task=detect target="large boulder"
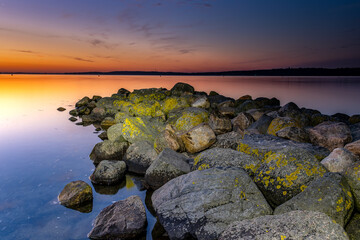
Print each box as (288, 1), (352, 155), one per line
(211, 131), (242, 149)
(346, 213), (360, 240)
(309, 121), (352, 151)
(131, 100), (162, 118)
(192, 148), (261, 177)
(181, 123), (216, 153)
(145, 149), (190, 189)
(90, 160), (126, 185)
(75, 96), (90, 108)
(89, 140), (129, 164)
(350, 123), (360, 141)
(267, 117), (300, 136)
(88, 195), (147, 239)
(274, 172), (354, 227)
(152, 168), (273, 240)
(58, 180), (93, 208)
(128, 88), (167, 104)
(154, 125), (185, 153)
(253, 147), (328, 207)
(237, 134), (330, 163)
(208, 112), (232, 135)
(321, 148), (358, 173)
(161, 96), (191, 115)
(344, 161), (360, 211)
(125, 141), (158, 175)
(219, 210), (349, 240)
(246, 114), (274, 134)
(172, 107), (209, 132)
(345, 140), (360, 158)
(276, 126), (310, 143)
(170, 82), (195, 96)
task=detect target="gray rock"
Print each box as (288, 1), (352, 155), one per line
(88, 195), (147, 239)
(193, 148), (261, 177)
(345, 140), (360, 158)
(145, 148), (190, 189)
(350, 123), (360, 141)
(274, 172), (354, 227)
(107, 123), (123, 142)
(75, 96), (90, 108)
(246, 109), (266, 121)
(208, 112), (232, 135)
(246, 114), (274, 134)
(232, 112), (254, 134)
(89, 140), (128, 164)
(125, 141), (158, 175)
(309, 121), (352, 151)
(191, 96), (210, 108)
(211, 131), (242, 149)
(152, 167), (273, 240)
(219, 210), (349, 240)
(171, 82), (195, 96)
(344, 161), (360, 211)
(321, 148), (358, 173)
(345, 212), (360, 240)
(154, 125), (185, 153)
(181, 123), (216, 153)
(276, 126), (310, 142)
(253, 147), (328, 207)
(237, 134), (330, 163)
(96, 97), (116, 109)
(58, 180), (93, 208)
(90, 160), (126, 185)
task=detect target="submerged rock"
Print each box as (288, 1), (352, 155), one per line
(68, 116), (77, 122)
(125, 141), (158, 175)
(88, 195), (147, 239)
(90, 160), (126, 185)
(145, 148), (190, 190)
(274, 172), (354, 227)
(309, 121), (352, 151)
(58, 180), (93, 208)
(219, 210), (349, 240)
(181, 123), (216, 153)
(152, 167), (272, 240)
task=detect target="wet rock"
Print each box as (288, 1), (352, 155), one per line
(346, 212), (360, 240)
(246, 114), (274, 134)
(181, 123), (216, 153)
(100, 117), (116, 130)
(192, 148), (261, 177)
(57, 107), (66, 111)
(253, 147), (327, 207)
(276, 126), (310, 142)
(68, 117), (77, 122)
(344, 161), (360, 211)
(89, 140), (129, 164)
(69, 109), (78, 116)
(90, 107), (107, 120)
(274, 172), (354, 227)
(125, 141), (158, 175)
(191, 96), (210, 108)
(75, 96), (90, 108)
(88, 195), (147, 240)
(98, 131), (108, 140)
(321, 148), (358, 173)
(232, 112), (254, 134)
(237, 133), (330, 163)
(78, 106), (90, 115)
(58, 180), (93, 208)
(90, 160), (126, 185)
(211, 131), (242, 149)
(145, 148), (190, 190)
(87, 101), (97, 110)
(309, 121), (352, 151)
(219, 210), (348, 240)
(345, 140), (360, 158)
(172, 107), (209, 132)
(267, 117), (300, 136)
(349, 114), (360, 125)
(154, 125), (185, 153)
(170, 82), (195, 96)
(208, 112), (232, 135)
(152, 168), (272, 240)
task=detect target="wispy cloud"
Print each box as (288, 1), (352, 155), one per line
(71, 57), (94, 63)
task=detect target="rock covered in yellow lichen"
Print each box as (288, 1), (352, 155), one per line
(173, 107), (209, 132)
(267, 117), (300, 136)
(344, 161), (360, 212)
(161, 96), (191, 114)
(58, 180), (93, 209)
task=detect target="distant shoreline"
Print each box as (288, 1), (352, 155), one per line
(1, 68), (360, 76)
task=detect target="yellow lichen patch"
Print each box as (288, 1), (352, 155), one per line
(300, 185), (307, 192)
(281, 235), (287, 240)
(132, 101), (161, 117)
(283, 191), (287, 195)
(347, 191), (352, 198)
(239, 191), (246, 200)
(337, 197), (344, 205)
(345, 199), (352, 210)
(198, 163), (210, 171)
(162, 97), (190, 114)
(332, 220), (337, 224)
(175, 111), (209, 132)
(192, 181), (196, 185)
(276, 185), (281, 189)
(267, 117), (300, 136)
(318, 198), (322, 201)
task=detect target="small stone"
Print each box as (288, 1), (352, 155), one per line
(69, 117), (77, 122)
(90, 160), (126, 185)
(57, 107), (66, 111)
(88, 195), (147, 239)
(69, 109), (78, 116)
(58, 180), (93, 208)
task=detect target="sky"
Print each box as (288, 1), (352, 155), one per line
(0, 0), (359, 73)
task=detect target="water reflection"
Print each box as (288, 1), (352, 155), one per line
(63, 201), (93, 214)
(93, 181), (126, 195)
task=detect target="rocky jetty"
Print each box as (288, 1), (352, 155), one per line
(61, 82), (360, 239)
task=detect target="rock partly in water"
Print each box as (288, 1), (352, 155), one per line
(321, 148), (358, 173)
(89, 140), (128, 164)
(345, 140), (360, 158)
(219, 210), (349, 240)
(208, 111), (232, 135)
(152, 167), (273, 240)
(145, 148), (190, 190)
(98, 131), (108, 140)
(69, 109), (78, 116)
(88, 195), (147, 240)
(193, 148), (261, 177)
(76, 96), (91, 108)
(90, 160), (126, 185)
(69, 116), (77, 122)
(344, 161), (360, 211)
(346, 212), (360, 240)
(253, 147), (328, 207)
(57, 107), (66, 112)
(100, 117), (116, 130)
(125, 141), (158, 175)
(181, 123), (216, 153)
(309, 121), (352, 151)
(58, 180), (93, 209)
(274, 172), (354, 227)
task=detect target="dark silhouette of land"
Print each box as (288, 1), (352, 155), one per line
(1, 68), (360, 76)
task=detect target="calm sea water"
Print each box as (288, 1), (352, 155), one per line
(0, 75), (360, 240)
